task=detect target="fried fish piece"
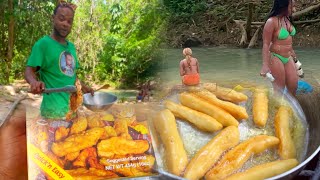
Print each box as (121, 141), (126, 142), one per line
(70, 116), (88, 135)
(97, 137), (149, 158)
(55, 126), (70, 142)
(66, 168), (118, 179)
(51, 127), (105, 157)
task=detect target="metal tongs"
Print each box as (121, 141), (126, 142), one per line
(42, 85), (77, 93)
(28, 85), (77, 94)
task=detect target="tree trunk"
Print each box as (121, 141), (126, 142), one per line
(246, 3), (254, 41)
(5, 0), (15, 84)
(0, 0), (5, 60)
(234, 20), (247, 46)
(292, 3), (320, 19)
(248, 26), (261, 48)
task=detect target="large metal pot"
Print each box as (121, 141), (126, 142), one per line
(150, 86), (320, 180)
(269, 90), (320, 180)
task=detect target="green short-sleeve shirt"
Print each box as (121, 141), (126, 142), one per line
(27, 35), (80, 119)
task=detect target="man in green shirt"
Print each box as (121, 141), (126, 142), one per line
(25, 2), (93, 119)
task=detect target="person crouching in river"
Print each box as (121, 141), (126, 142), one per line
(260, 0), (299, 96)
(179, 48), (200, 86)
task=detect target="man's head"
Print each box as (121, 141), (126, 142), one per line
(52, 1), (77, 38)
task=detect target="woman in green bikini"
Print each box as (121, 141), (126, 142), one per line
(260, 0), (298, 96)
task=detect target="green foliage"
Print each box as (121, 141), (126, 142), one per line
(97, 0), (166, 88)
(163, 0), (207, 20)
(0, 0), (165, 88)
(0, 0), (55, 84)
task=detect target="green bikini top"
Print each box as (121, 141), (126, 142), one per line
(278, 17), (296, 40)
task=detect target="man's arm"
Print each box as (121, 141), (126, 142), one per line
(25, 66), (45, 94)
(78, 79), (94, 95)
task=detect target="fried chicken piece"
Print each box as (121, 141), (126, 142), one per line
(73, 147), (104, 169)
(66, 168), (118, 179)
(65, 151), (80, 161)
(73, 147), (94, 167)
(114, 118), (131, 140)
(66, 79), (83, 121)
(100, 126), (117, 140)
(87, 114), (105, 128)
(70, 116), (88, 135)
(97, 137), (149, 158)
(51, 127), (105, 157)
(55, 126), (70, 142)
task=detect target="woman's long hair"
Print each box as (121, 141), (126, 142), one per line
(183, 48), (193, 64)
(267, 0), (294, 24)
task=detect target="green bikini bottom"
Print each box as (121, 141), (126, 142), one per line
(272, 53), (289, 64)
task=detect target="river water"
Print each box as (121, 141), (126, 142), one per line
(158, 47), (320, 86)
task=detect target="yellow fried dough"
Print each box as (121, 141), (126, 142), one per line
(190, 89), (248, 120)
(203, 83), (248, 103)
(97, 137), (149, 158)
(225, 159), (299, 180)
(253, 88), (269, 127)
(179, 92), (239, 126)
(205, 135), (279, 180)
(51, 127), (105, 157)
(164, 100), (223, 132)
(275, 106), (296, 159)
(153, 109), (188, 176)
(184, 126), (240, 180)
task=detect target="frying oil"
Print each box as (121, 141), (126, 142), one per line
(152, 87), (308, 176)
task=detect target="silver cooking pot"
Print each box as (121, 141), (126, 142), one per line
(268, 91), (320, 180)
(150, 89), (320, 180)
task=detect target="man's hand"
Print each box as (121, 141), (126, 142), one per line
(30, 80), (45, 94)
(81, 84), (94, 96)
(25, 66), (45, 94)
(0, 106), (28, 179)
